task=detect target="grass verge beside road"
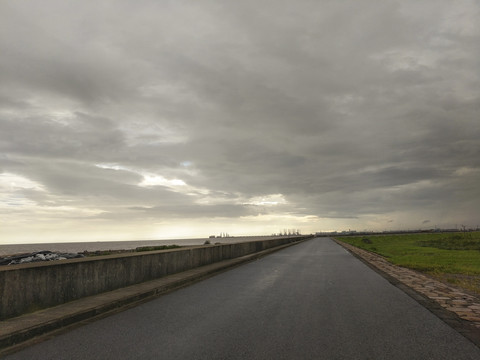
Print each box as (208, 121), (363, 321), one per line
(338, 232), (480, 295)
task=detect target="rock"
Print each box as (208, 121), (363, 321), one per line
(0, 251), (84, 266)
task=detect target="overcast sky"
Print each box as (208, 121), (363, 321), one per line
(1, 0), (479, 243)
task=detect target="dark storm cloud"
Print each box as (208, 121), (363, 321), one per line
(0, 113), (124, 160)
(1, 0), (479, 239)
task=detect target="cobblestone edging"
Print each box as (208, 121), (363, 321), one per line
(335, 239), (480, 329)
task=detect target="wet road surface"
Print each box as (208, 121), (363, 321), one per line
(3, 238), (480, 359)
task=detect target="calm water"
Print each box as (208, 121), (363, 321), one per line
(0, 236), (278, 256)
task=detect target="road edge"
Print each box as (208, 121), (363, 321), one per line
(333, 238), (480, 349)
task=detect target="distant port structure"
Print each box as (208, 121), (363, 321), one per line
(209, 229), (302, 239)
(209, 232), (233, 239)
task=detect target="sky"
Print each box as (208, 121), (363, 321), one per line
(1, 0), (479, 244)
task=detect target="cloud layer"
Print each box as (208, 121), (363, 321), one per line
(1, 0), (479, 242)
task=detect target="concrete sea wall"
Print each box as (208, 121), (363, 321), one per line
(0, 236), (311, 320)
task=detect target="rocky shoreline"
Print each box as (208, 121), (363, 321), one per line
(0, 245), (183, 266)
(0, 251), (85, 266)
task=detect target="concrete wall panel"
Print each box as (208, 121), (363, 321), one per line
(0, 236), (311, 320)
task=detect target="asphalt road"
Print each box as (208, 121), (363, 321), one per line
(3, 238), (480, 360)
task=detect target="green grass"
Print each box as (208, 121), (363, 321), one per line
(84, 245), (181, 256)
(338, 232), (480, 275)
(338, 232), (480, 294)
(134, 245), (181, 252)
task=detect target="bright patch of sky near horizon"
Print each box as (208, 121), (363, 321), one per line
(1, 0), (479, 244)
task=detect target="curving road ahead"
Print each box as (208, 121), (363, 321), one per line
(3, 238), (480, 360)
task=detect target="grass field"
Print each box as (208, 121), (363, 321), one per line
(338, 232), (480, 295)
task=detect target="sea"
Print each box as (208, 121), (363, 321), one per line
(0, 236), (278, 257)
